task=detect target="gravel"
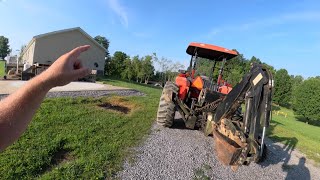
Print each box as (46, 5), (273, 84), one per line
(117, 116), (320, 180)
(45, 90), (144, 98)
(0, 89), (144, 100)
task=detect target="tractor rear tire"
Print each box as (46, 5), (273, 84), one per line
(156, 82), (179, 127)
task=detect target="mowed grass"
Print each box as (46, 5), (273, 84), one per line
(268, 105), (320, 164)
(0, 77), (161, 179)
(0, 60), (5, 77)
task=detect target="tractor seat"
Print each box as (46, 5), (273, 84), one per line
(201, 76), (213, 90)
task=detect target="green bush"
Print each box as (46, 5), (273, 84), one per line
(293, 78), (320, 123)
(273, 69), (292, 106)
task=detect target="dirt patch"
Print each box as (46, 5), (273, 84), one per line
(98, 102), (130, 114)
(39, 147), (74, 175)
(97, 96), (139, 114)
(51, 148), (74, 166)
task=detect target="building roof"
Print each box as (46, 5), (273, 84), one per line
(22, 27), (106, 55)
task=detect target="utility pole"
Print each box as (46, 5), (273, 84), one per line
(15, 49), (19, 74)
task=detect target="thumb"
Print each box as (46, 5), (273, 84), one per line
(73, 68), (91, 78)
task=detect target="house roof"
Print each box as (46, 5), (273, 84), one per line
(22, 27), (106, 55)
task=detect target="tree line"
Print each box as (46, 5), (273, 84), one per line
(94, 36), (184, 84)
(0, 35), (318, 124)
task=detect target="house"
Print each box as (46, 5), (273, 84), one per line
(22, 27), (106, 75)
(6, 55), (18, 65)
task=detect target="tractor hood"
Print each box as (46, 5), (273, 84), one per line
(186, 42), (238, 61)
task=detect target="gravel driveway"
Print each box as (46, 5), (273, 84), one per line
(0, 89), (144, 100)
(0, 81), (129, 94)
(0, 81), (144, 100)
(117, 116), (319, 180)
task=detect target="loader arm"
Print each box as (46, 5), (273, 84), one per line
(212, 64), (273, 169)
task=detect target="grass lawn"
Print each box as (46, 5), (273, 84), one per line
(0, 77), (161, 179)
(267, 105), (320, 165)
(0, 60), (5, 77)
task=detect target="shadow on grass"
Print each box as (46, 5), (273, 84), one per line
(262, 119), (311, 180)
(281, 103), (292, 109)
(272, 105), (281, 111)
(296, 116), (320, 127)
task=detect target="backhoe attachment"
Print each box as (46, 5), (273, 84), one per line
(211, 64), (273, 170)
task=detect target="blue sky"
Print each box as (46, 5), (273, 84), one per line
(1, 0), (319, 77)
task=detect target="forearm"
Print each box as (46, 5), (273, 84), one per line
(0, 45), (90, 151)
(0, 74), (52, 150)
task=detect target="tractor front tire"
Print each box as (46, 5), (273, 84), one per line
(156, 82), (179, 127)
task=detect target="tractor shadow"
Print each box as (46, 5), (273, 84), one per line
(261, 121), (310, 180)
(171, 114), (187, 129)
(172, 112), (311, 180)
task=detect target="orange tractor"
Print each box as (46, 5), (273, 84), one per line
(157, 42), (273, 169)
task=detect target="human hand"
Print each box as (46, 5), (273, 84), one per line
(42, 45), (91, 88)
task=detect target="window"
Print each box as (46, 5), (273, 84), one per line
(94, 62), (99, 68)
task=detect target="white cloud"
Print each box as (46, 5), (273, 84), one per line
(282, 11), (320, 22)
(107, 0), (128, 28)
(206, 11), (320, 36)
(237, 11), (320, 30)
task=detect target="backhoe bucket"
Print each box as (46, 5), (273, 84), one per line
(212, 129), (242, 166)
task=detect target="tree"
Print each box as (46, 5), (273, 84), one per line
(249, 56), (261, 64)
(0, 36), (11, 60)
(195, 58), (215, 77)
(224, 54), (248, 85)
(164, 62), (184, 81)
(121, 57), (133, 80)
(154, 56), (171, 83)
(195, 54), (248, 85)
(94, 35), (110, 56)
(273, 69), (292, 106)
(262, 63), (276, 76)
(291, 75), (304, 102)
(110, 51), (128, 76)
(131, 55), (142, 82)
(293, 78), (320, 123)
(141, 55), (155, 84)
(291, 75), (304, 86)
(94, 35), (110, 75)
